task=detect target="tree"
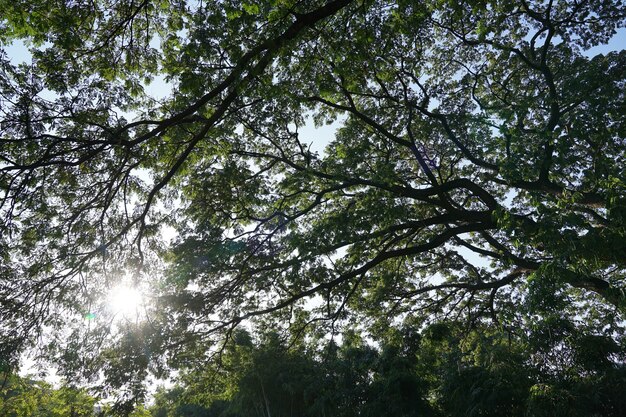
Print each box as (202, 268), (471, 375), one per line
(149, 321), (626, 417)
(0, 372), (98, 417)
(1, 0), (625, 404)
(149, 327), (437, 417)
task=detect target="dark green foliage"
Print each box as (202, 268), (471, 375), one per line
(150, 329), (437, 417)
(148, 322), (626, 417)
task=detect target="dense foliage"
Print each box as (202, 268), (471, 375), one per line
(0, 371), (153, 416)
(1, 372), (98, 417)
(0, 0), (625, 413)
(149, 324), (626, 417)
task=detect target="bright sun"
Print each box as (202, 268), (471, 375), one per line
(108, 285), (144, 320)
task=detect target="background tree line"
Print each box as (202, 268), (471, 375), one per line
(150, 319), (626, 417)
(5, 315), (625, 417)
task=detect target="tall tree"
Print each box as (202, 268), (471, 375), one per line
(148, 321), (626, 417)
(150, 328), (437, 417)
(0, 0), (625, 401)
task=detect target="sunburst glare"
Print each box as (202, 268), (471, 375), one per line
(108, 285), (144, 321)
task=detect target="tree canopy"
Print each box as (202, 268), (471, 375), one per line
(148, 323), (626, 417)
(1, 0), (625, 412)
